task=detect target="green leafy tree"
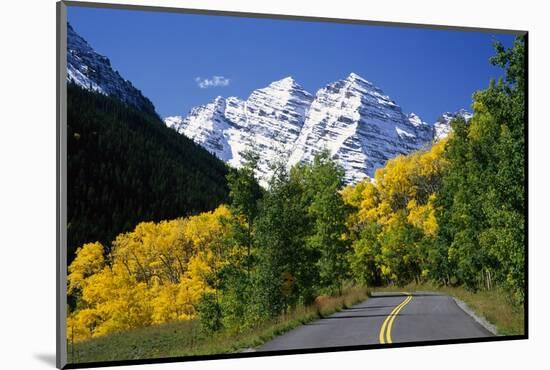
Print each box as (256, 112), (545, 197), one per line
(254, 163), (317, 318)
(378, 213), (423, 286)
(226, 150), (263, 278)
(436, 36), (525, 302)
(197, 293), (223, 334)
(221, 150), (263, 330)
(348, 220), (382, 286)
(302, 151), (351, 295)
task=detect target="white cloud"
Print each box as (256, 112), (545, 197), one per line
(195, 76), (230, 88)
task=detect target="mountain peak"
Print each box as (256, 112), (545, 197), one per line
(339, 72), (385, 97)
(408, 113), (428, 127)
(269, 76), (300, 90)
(346, 72), (370, 84)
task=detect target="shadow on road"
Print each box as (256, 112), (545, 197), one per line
(322, 314), (411, 320)
(370, 293), (442, 298)
(344, 305), (395, 310)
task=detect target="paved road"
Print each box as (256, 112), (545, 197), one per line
(259, 292), (493, 351)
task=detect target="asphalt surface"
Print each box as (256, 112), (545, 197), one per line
(258, 292), (493, 351)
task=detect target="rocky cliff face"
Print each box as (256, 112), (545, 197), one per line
(166, 73), (466, 185)
(66, 23), (156, 115)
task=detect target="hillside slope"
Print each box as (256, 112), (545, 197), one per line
(67, 84), (231, 262)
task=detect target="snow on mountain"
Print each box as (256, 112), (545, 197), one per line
(66, 23), (156, 115)
(288, 73), (434, 183)
(433, 109), (474, 140)
(166, 73), (470, 185)
(165, 96), (242, 166)
(166, 77), (313, 183)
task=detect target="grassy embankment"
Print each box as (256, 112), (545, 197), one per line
(371, 283), (524, 336)
(68, 286), (369, 364)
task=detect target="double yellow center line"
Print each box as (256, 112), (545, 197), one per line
(378, 292), (413, 344)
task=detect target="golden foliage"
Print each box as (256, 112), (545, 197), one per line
(343, 140), (447, 283)
(67, 242), (105, 294)
(67, 205), (232, 342)
(407, 194), (438, 237)
(344, 140), (446, 234)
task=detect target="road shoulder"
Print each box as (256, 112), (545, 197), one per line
(451, 296), (499, 335)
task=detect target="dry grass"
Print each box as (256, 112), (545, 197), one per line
(371, 283), (524, 336)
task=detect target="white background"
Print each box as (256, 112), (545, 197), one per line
(0, 0), (547, 368)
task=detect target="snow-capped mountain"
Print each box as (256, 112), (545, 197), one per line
(433, 109), (474, 141)
(165, 77), (313, 179)
(166, 73), (465, 185)
(65, 22), (472, 186)
(287, 73), (433, 183)
(66, 23), (156, 115)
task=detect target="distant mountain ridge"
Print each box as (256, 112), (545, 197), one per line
(166, 74), (471, 184)
(65, 22), (472, 186)
(67, 23), (157, 115)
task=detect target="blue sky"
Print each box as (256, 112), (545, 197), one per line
(67, 6), (516, 123)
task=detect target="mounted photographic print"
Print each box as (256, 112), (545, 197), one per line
(56, 1), (528, 368)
